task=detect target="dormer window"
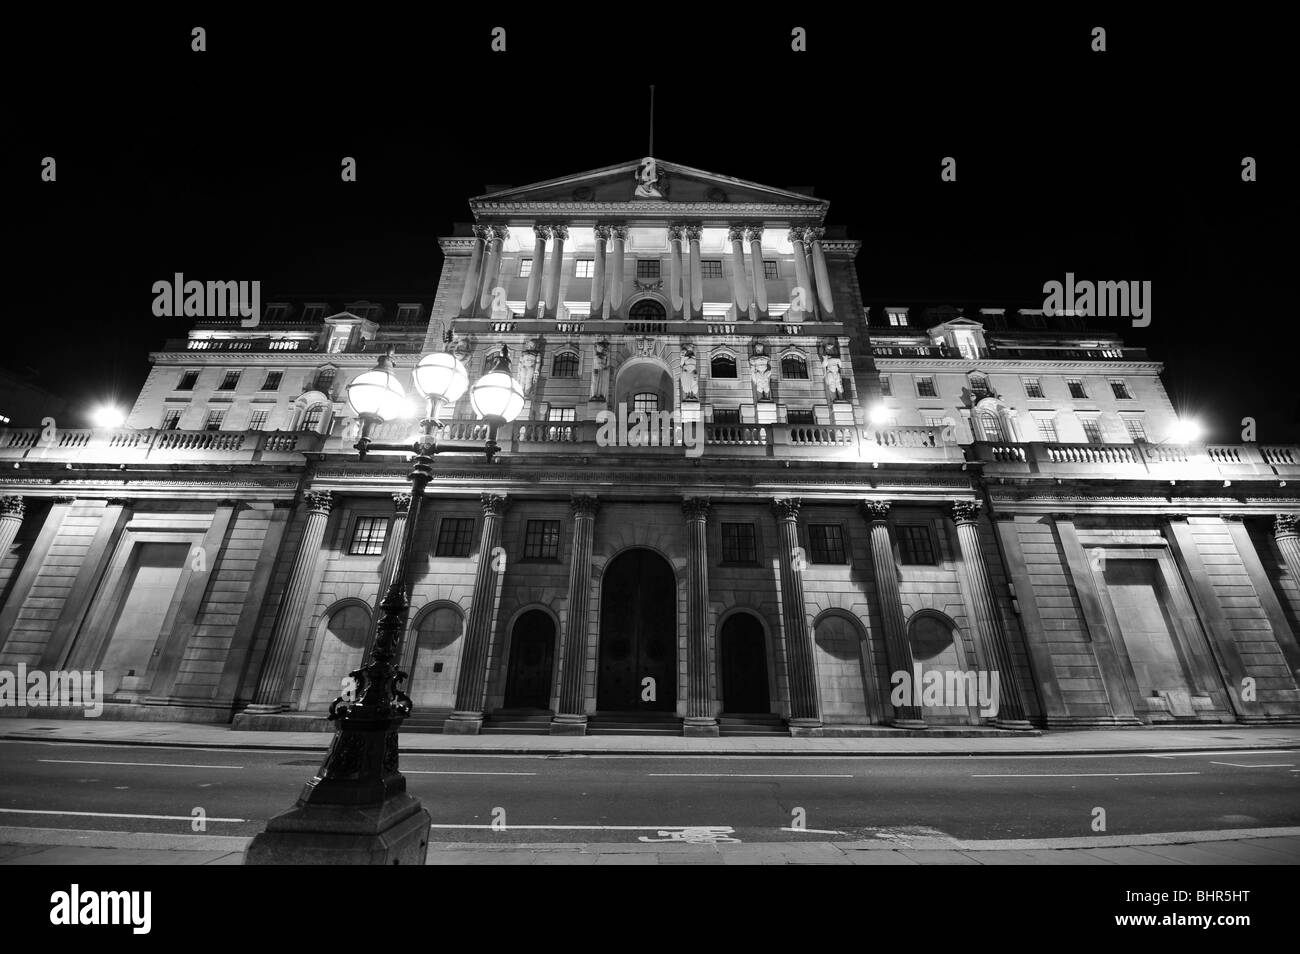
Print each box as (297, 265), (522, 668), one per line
(954, 329), (982, 360)
(263, 303), (290, 323)
(886, 308), (909, 327)
(394, 304), (422, 324)
(302, 304), (327, 323)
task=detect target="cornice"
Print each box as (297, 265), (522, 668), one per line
(871, 357), (1165, 373)
(467, 201), (827, 220)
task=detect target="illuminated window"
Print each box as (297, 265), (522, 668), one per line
(632, 392), (659, 413)
(574, 260), (595, 279)
(161, 407), (183, 430)
(348, 517), (388, 556)
(248, 409), (269, 431)
(518, 259), (533, 278)
(1123, 418), (1147, 442)
(547, 407), (576, 422)
(1036, 416), (1059, 442)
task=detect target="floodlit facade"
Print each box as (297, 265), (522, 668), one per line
(2, 158), (1298, 735)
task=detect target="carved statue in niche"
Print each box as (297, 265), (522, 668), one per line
(820, 339), (844, 401)
(590, 339), (611, 400)
(517, 337), (543, 396)
(679, 344), (699, 401)
(749, 342), (773, 401)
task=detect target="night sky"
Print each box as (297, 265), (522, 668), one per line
(10, 11), (1295, 441)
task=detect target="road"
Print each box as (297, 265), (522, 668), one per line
(2, 739), (1297, 845)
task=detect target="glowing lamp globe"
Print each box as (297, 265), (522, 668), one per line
(868, 405), (893, 426)
(92, 406), (126, 428)
(1169, 418), (1203, 444)
(346, 366), (407, 423)
(470, 371), (525, 424)
(414, 352), (469, 403)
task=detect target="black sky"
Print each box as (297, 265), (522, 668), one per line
(10, 10), (1296, 441)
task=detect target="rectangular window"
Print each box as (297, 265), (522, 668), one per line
(435, 517), (475, 558)
(547, 407), (576, 422)
(161, 407), (183, 430)
(301, 304), (327, 323)
(1081, 418), (1104, 444)
(887, 310), (908, 327)
(203, 409), (225, 431)
(762, 260), (779, 280)
(1067, 378), (1088, 399)
(523, 520), (561, 560)
(879, 377), (892, 397)
(348, 516), (389, 556)
(552, 352), (579, 378)
(636, 259), (661, 279)
(262, 371), (283, 391)
(897, 525), (936, 565)
(1123, 418), (1147, 442)
(721, 523), (758, 564)
(713, 408), (740, 424)
(915, 376), (937, 398)
(177, 370), (200, 391)
(395, 305), (422, 324)
(807, 524), (847, 564)
(1035, 416), (1059, 442)
(248, 409), (269, 430)
(518, 259), (533, 278)
(574, 259), (595, 279)
(218, 371), (241, 391)
(263, 303), (289, 323)
(787, 409), (815, 424)
(1023, 377), (1044, 399)
(1110, 379), (1133, 400)
(700, 260), (723, 279)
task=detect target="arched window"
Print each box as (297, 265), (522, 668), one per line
(710, 354), (737, 379)
(629, 299), (666, 322)
(313, 368), (337, 395)
(632, 392), (659, 413)
(973, 410), (1005, 442)
(302, 403), (329, 433)
(780, 354), (809, 379)
(967, 371), (991, 395)
(552, 351), (579, 378)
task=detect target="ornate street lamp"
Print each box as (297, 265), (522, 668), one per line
(246, 344), (524, 866)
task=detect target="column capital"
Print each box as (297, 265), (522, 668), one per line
(951, 500), (983, 525)
(532, 223), (553, 242)
(593, 224), (613, 241)
(771, 497), (801, 521)
(860, 500), (891, 522)
(392, 492), (412, 514)
(303, 490), (333, 515)
(0, 495), (25, 518)
(805, 226), (826, 243)
(489, 224), (510, 242)
(550, 223), (570, 242)
(1276, 513), (1300, 538)
(681, 496), (711, 521)
(667, 224), (687, 242)
(611, 225), (630, 241)
(787, 226), (808, 244)
(480, 493), (510, 516)
(570, 494), (599, 517)
(472, 224), (492, 242)
(684, 224), (703, 242)
(727, 224), (748, 243)
(745, 225), (764, 244)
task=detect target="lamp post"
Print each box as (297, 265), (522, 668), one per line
(245, 345), (524, 866)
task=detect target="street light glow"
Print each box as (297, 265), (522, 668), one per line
(1169, 418), (1203, 444)
(92, 406), (126, 428)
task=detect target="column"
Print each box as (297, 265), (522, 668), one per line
(590, 225), (610, 318)
(0, 496), (24, 583)
(544, 224), (568, 320)
(446, 494), (510, 733)
(771, 498), (821, 729)
(682, 497), (718, 736)
(861, 501), (926, 727)
(808, 226), (835, 318)
(728, 225), (752, 320)
(248, 490), (334, 711)
(607, 225), (628, 318)
(747, 226), (768, 320)
(951, 502), (1031, 728)
(477, 224), (507, 314)
(802, 230), (822, 320)
(667, 225), (685, 319)
(459, 226), (488, 317)
(1275, 513), (1300, 586)
(524, 224), (550, 318)
(686, 224), (704, 319)
(553, 495), (598, 735)
(789, 227), (812, 321)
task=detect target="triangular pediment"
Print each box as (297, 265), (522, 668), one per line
(470, 159), (828, 218)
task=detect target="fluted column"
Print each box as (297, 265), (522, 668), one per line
(747, 226), (767, 320)
(477, 224), (507, 314)
(808, 226), (835, 318)
(801, 230), (822, 320)
(686, 224), (704, 319)
(861, 501), (926, 728)
(460, 226), (489, 316)
(590, 225), (610, 318)
(728, 225), (752, 319)
(446, 494), (510, 733)
(608, 225), (628, 317)
(524, 224), (550, 318)
(682, 497), (718, 736)
(544, 224), (567, 320)
(789, 227), (812, 321)
(553, 495), (598, 735)
(772, 498), (821, 729)
(1275, 513), (1300, 597)
(667, 225), (686, 319)
(951, 501), (1031, 728)
(248, 490), (334, 711)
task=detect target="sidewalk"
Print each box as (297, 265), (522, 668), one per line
(3, 826), (1298, 865)
(2, 717), (1299, 755)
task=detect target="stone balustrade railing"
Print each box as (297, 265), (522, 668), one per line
(0, 427), (324, 464)
(968, 440), (1300, 478)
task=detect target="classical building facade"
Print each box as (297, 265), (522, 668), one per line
(2, 158), (1298, 734)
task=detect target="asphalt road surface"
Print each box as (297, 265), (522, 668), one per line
(1, 740), (1297, 844)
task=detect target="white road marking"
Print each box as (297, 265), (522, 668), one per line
(405, 770), (537, 776)
(0, 808), (245, 822)
(427, 823), (728, 831)
(972, 771), (1200, 778)
(1208, 762), (1295, 768)
(780, 826), (846, 834)
(38, 759), (244, 769)
(648, 773), (853, 778)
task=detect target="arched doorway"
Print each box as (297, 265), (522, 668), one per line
(407, 605), (462, 709)
(629, 299), (666, 323)
(503, 610), (556, 710)
(597, 549), (676, 712)
(307, 604), (370, 707)
(719, 613), (770, 714)
(814, 613), (870, 722)
(908, 611), (977, 723)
